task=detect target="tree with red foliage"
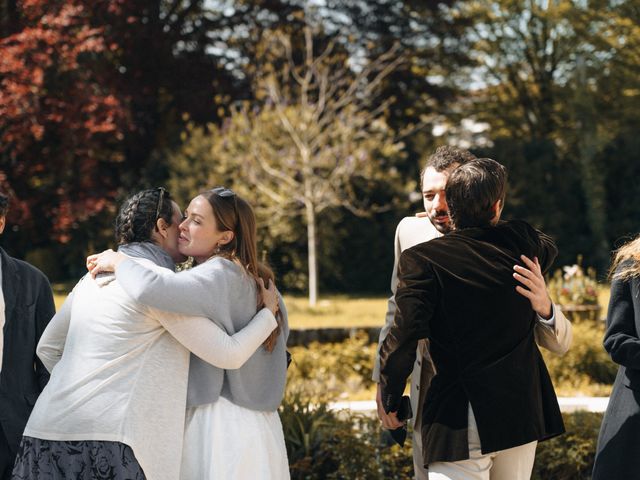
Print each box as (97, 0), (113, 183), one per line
(0, 0), (298, 264)
(0, 0), (130, 246)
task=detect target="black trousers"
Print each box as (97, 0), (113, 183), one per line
(0, 426), (15, 480)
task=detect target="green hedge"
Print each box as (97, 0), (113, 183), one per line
(287, 332), (377, 401)
(541, 320), (616, 396)
(287, 321), (618, 400)
(280, 396), (603, 479)
(532, 411), (602, 479)
(280, 392), (412, 479)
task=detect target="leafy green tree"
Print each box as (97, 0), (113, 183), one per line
(168, 27), (406, 305)
(458, 0), (640, 269)
(314, 1), (476, 179)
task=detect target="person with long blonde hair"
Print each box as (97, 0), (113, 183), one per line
(88, 187), (289, 479)
(592, 235), (640, 479)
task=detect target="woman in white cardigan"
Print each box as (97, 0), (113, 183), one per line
(12, 188), (279, 480)
(88, 187), (290, 479)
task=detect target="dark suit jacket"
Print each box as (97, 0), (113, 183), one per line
(592, 262), (640, 479)
(0, 247), (55, 453)
(379, 220), (564, 466)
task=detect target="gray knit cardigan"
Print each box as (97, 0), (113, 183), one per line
(116, 256), (288, 411)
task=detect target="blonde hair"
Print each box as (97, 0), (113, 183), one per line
(609, 235), (640, 281)
(202, 188), (283, 352)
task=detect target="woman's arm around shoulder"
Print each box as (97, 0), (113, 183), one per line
(157, 309), (277, 369)
(117, 257), (231, 316)
(155, 278), (281, 369)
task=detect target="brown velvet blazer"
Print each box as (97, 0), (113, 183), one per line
(379, 220), (564, 466)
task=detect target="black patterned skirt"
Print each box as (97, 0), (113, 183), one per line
(11, 437), (146, 480)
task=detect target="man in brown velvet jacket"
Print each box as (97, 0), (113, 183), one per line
(379, 158), (564, 480)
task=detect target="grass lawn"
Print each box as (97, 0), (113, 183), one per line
(52, 287), (612, 329)
(53, 293), (69, 311)
(285, 285), (612, 329)
(51, 291), (389, 328)
(284, 295), (388, 329)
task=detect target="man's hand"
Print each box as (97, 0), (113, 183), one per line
(513, 255), (553, 319)
(376, 383), (403, 430)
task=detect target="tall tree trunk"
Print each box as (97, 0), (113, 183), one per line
(575, 56), (608, 270)
(305, 200), (318, 307)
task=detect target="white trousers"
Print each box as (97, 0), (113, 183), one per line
(428, 405), (537, 480)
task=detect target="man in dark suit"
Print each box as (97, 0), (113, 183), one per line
(379, 159), (564, 479)
(0, 192), (55, 479)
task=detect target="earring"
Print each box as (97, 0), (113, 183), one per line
(214, 244), (221, 254)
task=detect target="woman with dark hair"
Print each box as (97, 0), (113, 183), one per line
(592, 235), (640, 479)
(88, 187), (290, 479)
(12, 188), (280, 480)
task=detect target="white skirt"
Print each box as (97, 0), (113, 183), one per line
(180, 396), (290, 480)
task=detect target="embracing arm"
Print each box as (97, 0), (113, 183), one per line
(379, 247), (437, 414)
(514, 254), (572, 355)
(373, 221), (403, 383)
(153, 270), (281, 369)
(157, 308), (277, 370)
(534, 306), (572, 355)
(603, 275), (640, 368)
(116, 258), (225, 316)
(34, 274), (56, 389)
(88, 250), (218, 316)
(535, 229), (558, 274)
(37, 287), (75, 373)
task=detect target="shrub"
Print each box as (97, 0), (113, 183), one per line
(541, 321), (617, 396)
(287, 321), (617, 399)
(280, 392), (353, 478)
(532, 411), (603, 479)
(548, 256), (599, 307)
(280, 393), (413, 479)
(287, 332), (377, 401)
(280, 395), (602, 479)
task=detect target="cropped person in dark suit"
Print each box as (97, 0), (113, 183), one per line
(592, 235), (640, 480)
(379, 159), (564, 480)
(0, 191), (55, 479)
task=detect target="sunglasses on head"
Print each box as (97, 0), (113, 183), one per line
(210, 186), (235, 198)
(155, 187), (167, 221)
(210, 187), (238, 234)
